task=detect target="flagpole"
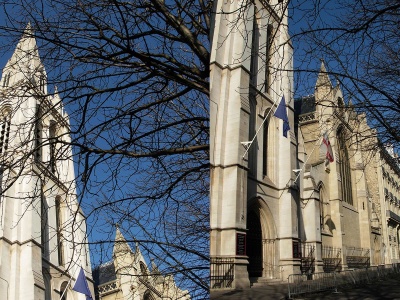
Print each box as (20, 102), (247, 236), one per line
(292, 135), (324, 184)
(242, 95), (282, 158)
(292, 128), (335, 186)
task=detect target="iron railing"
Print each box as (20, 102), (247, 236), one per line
(210, 257), (234, 289)
(300, 244), (315, 275)
(322, 246), (342, 272)
(344, 246), (370, 269)
(287, 263), (400, 299)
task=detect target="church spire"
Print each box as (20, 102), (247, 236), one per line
(0, 23), (45, 89)
(315, 59), (332, 90)
(315, 59), (333, 102)
(113, 225), (133, 257)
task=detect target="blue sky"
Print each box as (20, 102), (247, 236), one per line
(0, 1), (397, 296)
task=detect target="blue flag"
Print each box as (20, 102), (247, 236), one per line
(73, 267), (93, 300)
(274, 96), (290, 137)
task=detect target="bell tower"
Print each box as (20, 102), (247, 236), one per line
(210, 0), (298, 289)
(0, 24), (93, 299)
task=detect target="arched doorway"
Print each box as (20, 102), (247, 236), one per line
(247, 210), (263, 277)
(247, 199), (277, 279)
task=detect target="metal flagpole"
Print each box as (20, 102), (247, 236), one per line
(292, 135), (324, 184)
(242, 95), (281, 158)
(292, 127), (335, 186)
(59, 274), (74, 299)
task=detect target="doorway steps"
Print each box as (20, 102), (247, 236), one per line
(250, 277), (286, 287)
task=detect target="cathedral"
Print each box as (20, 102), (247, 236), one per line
(210, 0), (400, 290)
(0, 24), (94, 299)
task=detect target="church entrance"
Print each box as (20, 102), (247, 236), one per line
(247, 210), (263, 277)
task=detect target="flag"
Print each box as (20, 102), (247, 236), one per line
(321, 132), (334, 163)
(274, 96), (290, 137)
(73, 267), (93, 300)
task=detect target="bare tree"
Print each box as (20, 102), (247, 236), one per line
(0, 0), (210, 297)
(1, 0), (398, 297)
(290, 0), (400, 147)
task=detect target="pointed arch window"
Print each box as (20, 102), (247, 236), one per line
(41, 187), (49, 257)
(262, 110), (270, 176)
(60, 281), (69, 300)
(144, 290), (155, 300)
(319, 188), (325, 228)
(39, 73), (46, 93)
(264, 24), (273, 93)
(337, 97), (345, 116)
(0, 113), (11, 155)
(337, 127), (353, 205)
(35, 105), (43, 162)
(55, 196), (64, 266)
(140, 261), (149, 282)
(2, 73), (11, 87)
(49, 121), (57, 173)
(250, 6), (260, 86)
(319, 185), (330, 232)
(248, 95), (257, 176)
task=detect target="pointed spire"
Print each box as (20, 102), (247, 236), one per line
(1, 23), (45, 88)
(315, 59), (332, 90)
(335, 75), (340, 87)
(113, 226), (133, 257)
(23, 22), (33, 36)
(134, 241), (142, 257)
(52, 86), (62, 109)
(151, 258), (160, 274)
(150, 258), (164, 284)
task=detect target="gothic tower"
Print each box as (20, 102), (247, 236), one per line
(93, 227), (190, 299)
(0, 24), (93, 299)
(210, 0), (298, 289)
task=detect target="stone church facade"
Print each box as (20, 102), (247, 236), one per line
(210, 0), (400, 289)
(93, 228), (191, 300)
(0, 25), (94, 299)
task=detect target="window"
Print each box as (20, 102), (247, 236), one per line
(41, 188), (48, 257)
(262, 113), (269, 176)
(49, 122), (57, 173)
(39, 74), (46, 93)
(319, 187), (325, 228)
(250, 6), (260, 86)
(55, 196), (64, 266)
(140, 261), (149, 282)
(143, 290), (155, 300)
(264, 24), (273, 93)
(338, 97), (345, 115)
(35, 105), (43, 162)
(60, 281), (69, 300)
(248, 95), (256, 176)
(337, 127), (353, 205)
(293, 241), (302, 258)
(0, 114), (11, 154)
(2, 73), (10, 87)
